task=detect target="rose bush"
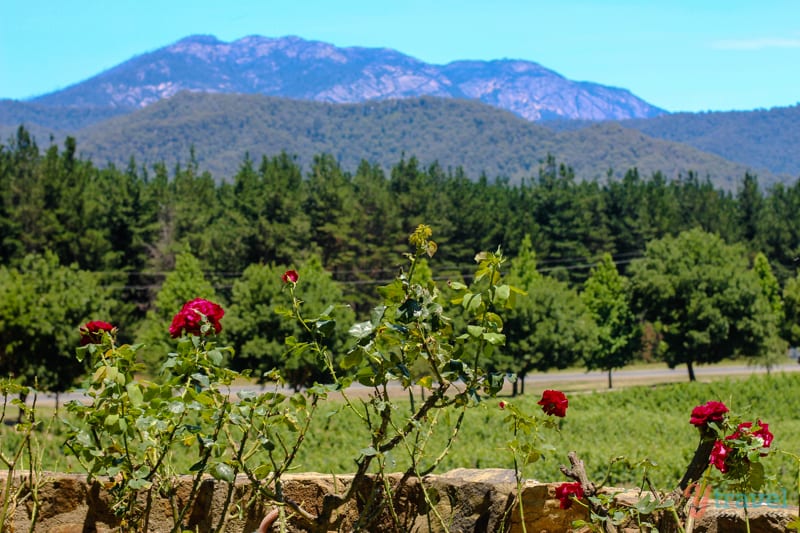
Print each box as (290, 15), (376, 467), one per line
(708, 419), (774, 474)
(65, 297), (318, 532)
(53, 226), (785, 533)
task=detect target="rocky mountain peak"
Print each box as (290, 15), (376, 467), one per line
(30, 34), (665, 121)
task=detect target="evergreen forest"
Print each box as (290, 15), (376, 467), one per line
(1, 126), (799, 392)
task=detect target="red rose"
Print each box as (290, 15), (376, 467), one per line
(709, 440), (731, 473)
(555, 482), (584, 509)
(730, 420), (774, 452)
(689, 401), (729, 428)
(79, 320), (115, 346)
(282, 270), (299, 284)
(498, 401), (507, 410)
(753, 420), (774, 449)
(538, 389), (568, 417)
(169, 298), (224, 338)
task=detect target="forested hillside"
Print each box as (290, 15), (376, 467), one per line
(0, 99), (127, 131)
(623, 104), (800, 176)
(70, 93), (773, 189)
(545, 104), (800, 177)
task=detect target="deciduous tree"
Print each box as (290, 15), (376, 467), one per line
(628, 229), (775, 380)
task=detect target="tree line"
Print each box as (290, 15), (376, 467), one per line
(1, 126), (799, 392)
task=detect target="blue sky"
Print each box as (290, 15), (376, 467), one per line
(2, 0), (799, 113)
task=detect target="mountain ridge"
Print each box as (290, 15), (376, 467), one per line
(26, 34), (665, 122)
(0, 34), (795, 187)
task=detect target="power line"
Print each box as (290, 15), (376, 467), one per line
(95, 251), (647, 292)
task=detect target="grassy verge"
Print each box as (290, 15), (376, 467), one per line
(3, 372), (799, 497)
(289, 372), (800, 494)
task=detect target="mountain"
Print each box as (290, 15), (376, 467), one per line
(543, 104), (800, 178)
(1, 34), (794, 187)
(26, 34), (664, 122)
(71, 92), (771, 190)
(621, 105), (800, 177)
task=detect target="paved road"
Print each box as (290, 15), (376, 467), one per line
(523, 362), (800, 383)
(17, 362), (800, 407)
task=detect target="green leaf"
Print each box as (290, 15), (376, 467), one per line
(360, 446), (378, 457)
(398, 298), (422, 323)
(377, 280), (405, 302)
(463, 292), (483, 313)
(237, 390), (257, 401)
(482, 332), (506, 345)
(207, 349), (223, 366)
(168, 401), (186, 414)
(191, 373), (210, 388)
(484, 372), (505, 394)
(341, 349), (364, 370)
(253, 464), (272, 479)
(104, 414), (119, 428)
(494, 284), (511, 304)
(92, 365), (108, 383)
(290, 393), (307, 409)
(467, 325), (484, 338)
(349, 321), (373, 339)
(315, 319), (336, 337)
(127, 478), (152, 490)
(126, 382), (144, 407)
(417, 375), (434, 389)
(634, 495), (659, 514)
(212, 462), (236, 483)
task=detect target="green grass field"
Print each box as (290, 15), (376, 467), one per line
(3, 372), (800, 498)
(287, 372), (800, 493)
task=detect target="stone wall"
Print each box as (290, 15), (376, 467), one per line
(1, 469), (796, 532)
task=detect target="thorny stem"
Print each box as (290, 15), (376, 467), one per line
(379, 385), (448, 453)
(560, 451), (617, 533)
(289, 285), (366, 424)
(170, 396), (229, 533)
(743, 493), (751, 533)
(511, 416), (527, 533)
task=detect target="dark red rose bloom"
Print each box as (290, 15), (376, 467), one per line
(689, 401), (729, 428)
(169, 298), (224, 338)
(538, 389), (568, 417)
(282, 270), (299, 284)
(753, 420), (774, 449)
(730, 420), (774, 453)
(498, 401), (507, 410)
(555, 482), (584, 509)
(709, 440), (731, 473)
(79, 320), (115, 346)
